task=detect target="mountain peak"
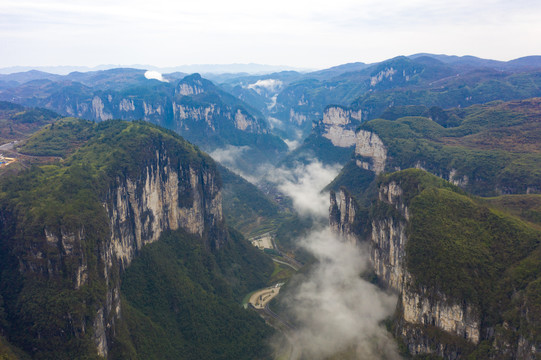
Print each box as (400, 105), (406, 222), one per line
(176, 73), (215, 96)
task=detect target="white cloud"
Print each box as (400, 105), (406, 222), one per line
(260, 158), (399, 358)
(209, 145), (249, 167)
(144, 70), (168, 82)
(209, 145), (264, 183)
(277, 228), (399, 359)
(283, 138), (300, 151)
(267, 160), (341, 219)
(266, 116), (284, 130)
(246, 79), (283, 93)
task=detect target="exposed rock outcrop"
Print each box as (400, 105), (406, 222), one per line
(0, 125), (226, 358)
(354, 130), (387, 174)
(317, 106), (362, 148)
(105, 149), (224, 270)
(289, 108), (308, 126)
(94, 149), (224, 356)
(329, 189), (360, 246)
(370, 67), (397, 87)
(329, 181), (482, 359)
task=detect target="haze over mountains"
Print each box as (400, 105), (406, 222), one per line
(3, 53), (541, 147)
(0, 52), (541, 360)
(0, 64), (308, 76)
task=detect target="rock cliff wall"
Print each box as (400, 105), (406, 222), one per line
(1, 140), (225, 358)
(354, 130), (387, 175)
(172, 102), (263, 134)
(329, 189), (360, 246)
(329, 183), (482, 358)
(317, 106), (362, 148)
(353, 132), (471, 188)
(21, 74), (270, 145)
(94, 149), (224, 357)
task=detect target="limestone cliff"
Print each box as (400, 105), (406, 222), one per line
(94, 148), (224, 357)
(354, 130), (387, 175)
(316, 105), (362, 148)
(329, 188), (360, 246)
(0, 120), (227, 359)
(329, 170), (541, 359)
(172, 102), (264, 135)
(352, 131), (472, 188)
(329, 181), (479, 358)
(289, 108), (308, 126)
(12, 73), (276, 154)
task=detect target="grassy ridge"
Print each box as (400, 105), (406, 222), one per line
(352, 71), (541, 121)
(481, 195), (541, 228)
(359, 98), (541, 196)
(0, 101), (61, 145)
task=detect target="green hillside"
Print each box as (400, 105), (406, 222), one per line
(112, 228), (273, 360)
(0, 101), (61, 145)
(377, 169), (541, 358)
(0, 119), (273, 359)
(355, 98), (541, 196)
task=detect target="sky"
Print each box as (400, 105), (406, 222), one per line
(2, 0), (541, 70)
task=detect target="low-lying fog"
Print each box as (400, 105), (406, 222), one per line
(210, 147), (399, 359)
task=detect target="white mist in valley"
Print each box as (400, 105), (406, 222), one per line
(208, 155), (400, 358)
(281, 229), (400, 359)
(271, 160), (400, 360)
(267, 161), (342, 219)
(209, 145), (249, 169)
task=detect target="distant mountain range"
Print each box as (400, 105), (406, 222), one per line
(0, 70), (289, 173)
(2, 53), (541, 168)
(0, 63), (310, 76)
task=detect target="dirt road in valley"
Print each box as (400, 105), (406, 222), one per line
(249, 285), (281, 309)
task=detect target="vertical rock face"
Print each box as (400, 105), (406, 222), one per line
(171, 102), (263, 135)
(12, 73), (272, 150)
(177, 82), (204, 96)
(92, 149), (224, 357)
(1, 135), (225, 358)
(105, 149), (224, 269)
(370, 67), (397, 87)
(318, 106), (362, 147)
(289, 108), (308, 126)
(400, 288), (480, 343)
(322, 106), (362, 125)
(234, 109), (258, 131)
(329, 189), (360, 245)
(354, 130), (387, 175)
(329, 181), (482, 359)
(92, 96), (113, 121)
(372, 180), (482, 353)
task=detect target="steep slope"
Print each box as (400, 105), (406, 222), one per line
(268, 55), (541, 134)
(112, 228), (273, 360)
(332, 98), (541, 197)
(330, 169), (541, 359)
(351, 68), (541, 121)
(0, 73), (288, 170)
(0, 119), (272, 359)
(219, 164), (282, 236)
(280, 105), (362, 167)
(326, 97), (541, 358)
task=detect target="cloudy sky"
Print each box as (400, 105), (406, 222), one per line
(1, 0), (540, 69)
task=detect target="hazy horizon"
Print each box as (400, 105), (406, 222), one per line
(2, 0), (541, 70)
(2, 52), (541, 76)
